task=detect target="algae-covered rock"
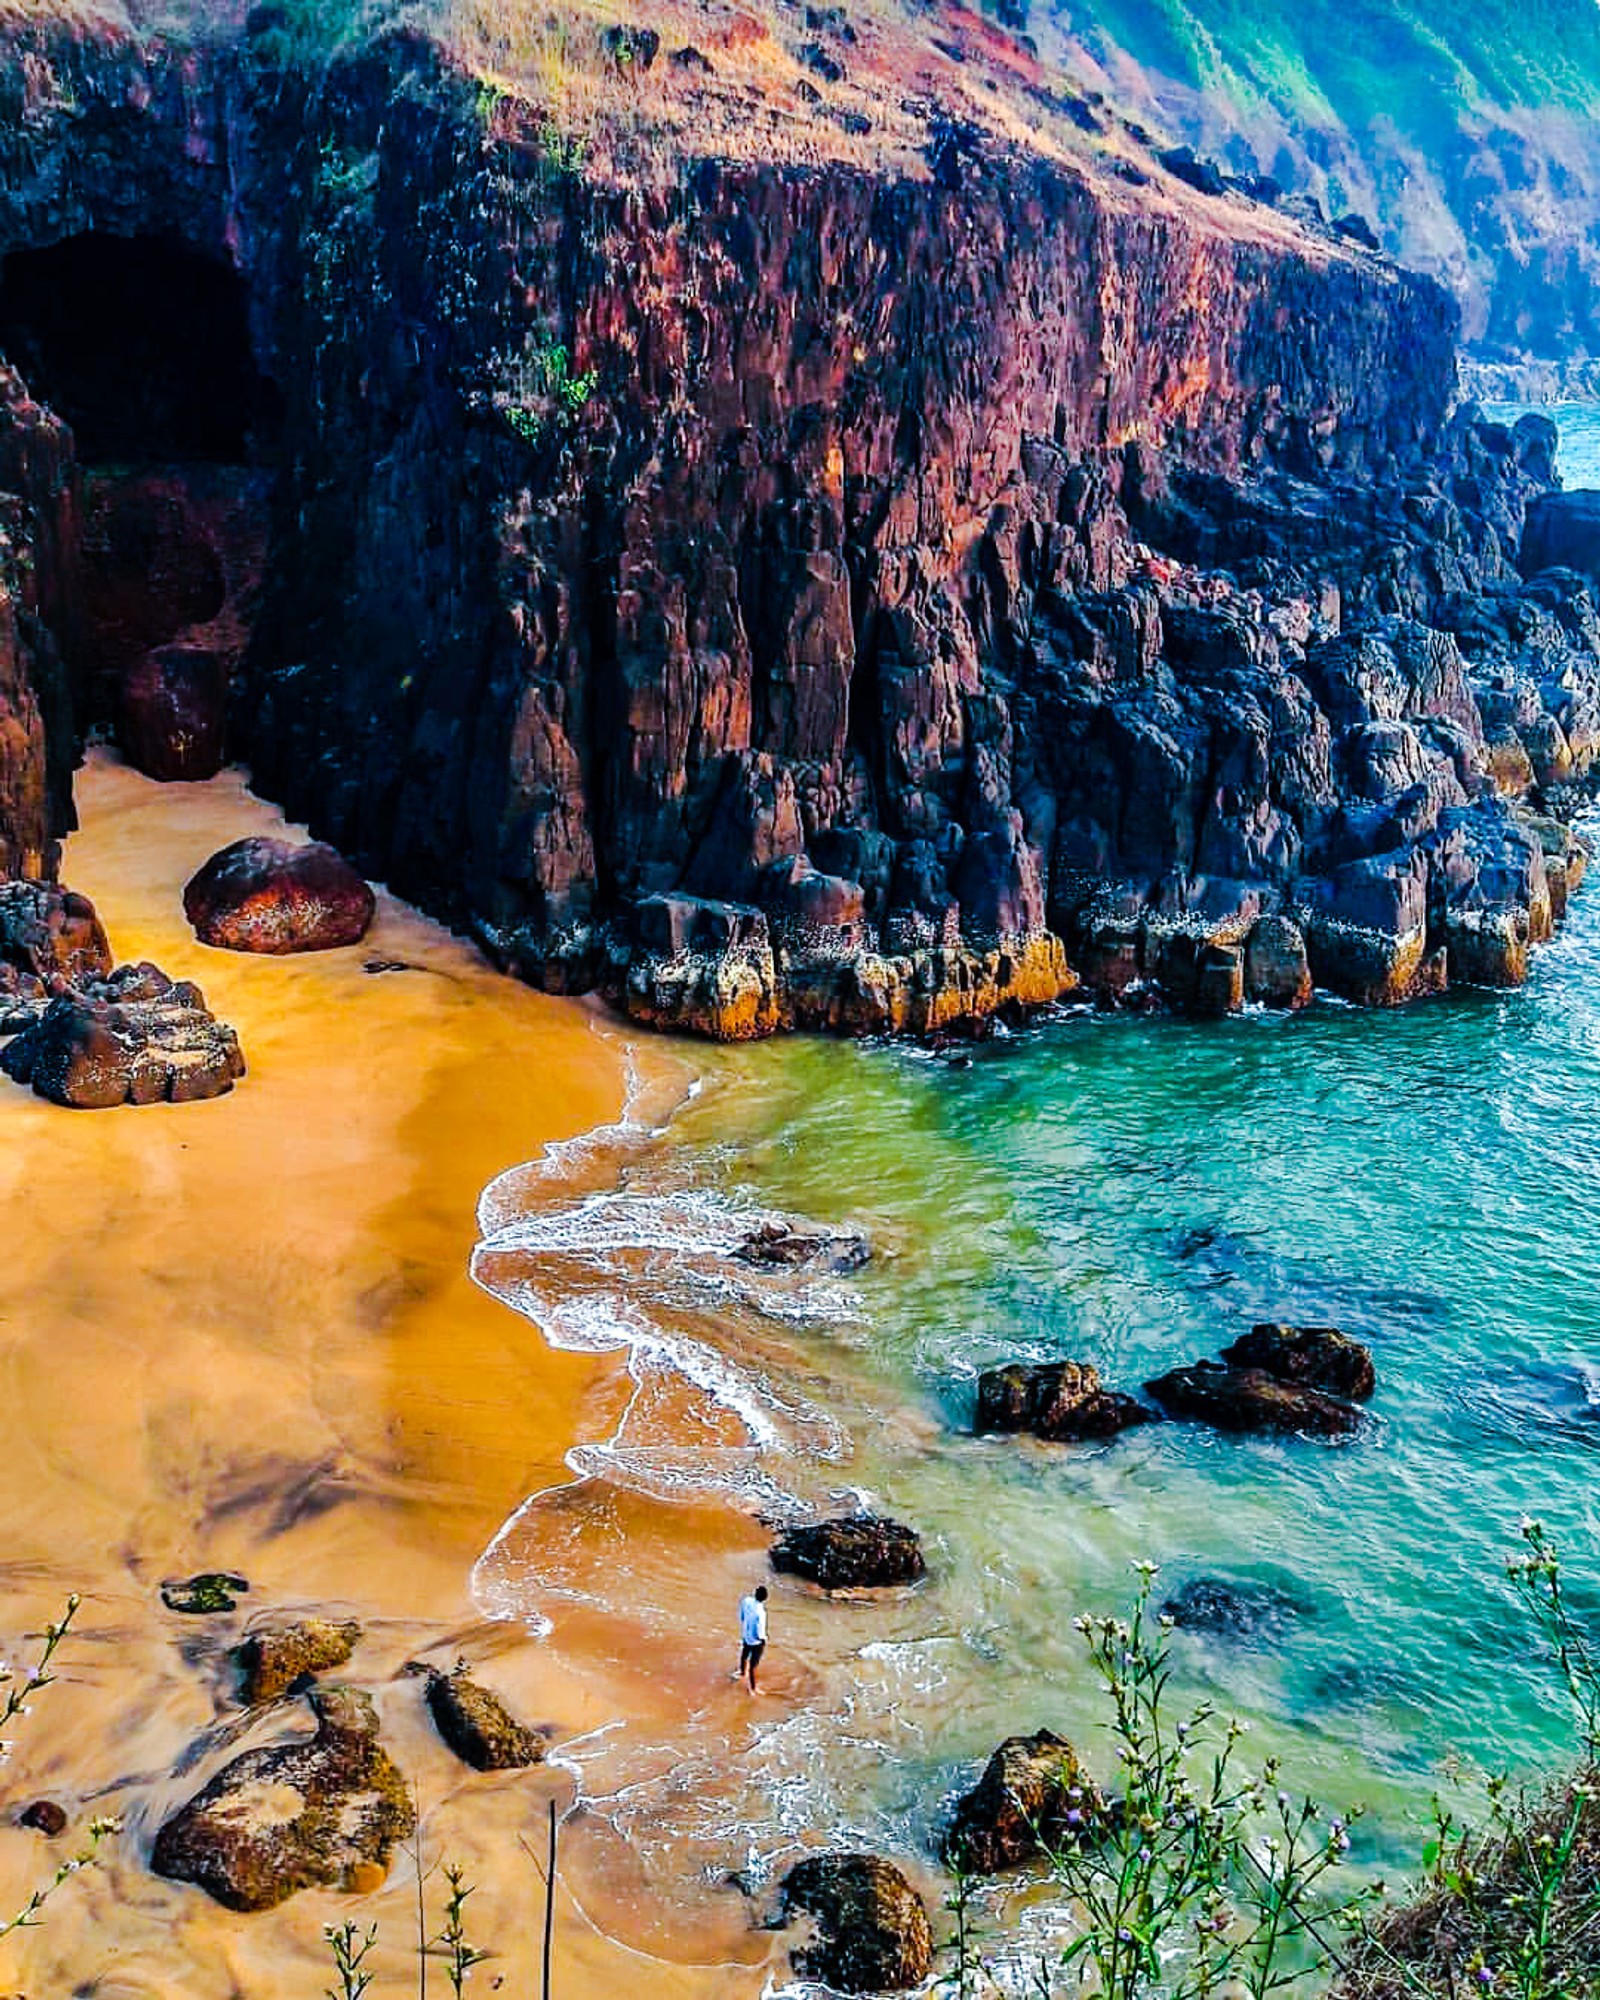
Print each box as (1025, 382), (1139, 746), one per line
(778, 1852), (933, 1992)
(152, 1685), (413, 1911)
(945, 1728), (1103, 1873)
(770, 1517), (926, 1590)
(1144, 1361), (1363, 1437)
(161, 1571), (249, 1615)
(424, 1667), (543, 1771)
(1219, 1323), (1376, 1401)
(235, 1617), (361, 1704)
(974, 1360), (1155, 1443)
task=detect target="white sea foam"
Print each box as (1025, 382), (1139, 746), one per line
(469, 1042), (861, 1632)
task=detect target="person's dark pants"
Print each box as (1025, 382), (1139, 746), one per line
(740, 1640), (765, 1684)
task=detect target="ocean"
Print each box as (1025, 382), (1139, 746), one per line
(468, 404), (1600, 1990)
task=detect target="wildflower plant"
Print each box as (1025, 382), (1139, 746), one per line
(944, 1564), (1368, 1998)
(0, 1597), (118, 1943)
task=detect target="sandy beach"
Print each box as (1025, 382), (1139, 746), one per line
(0, 752), (783, 1998)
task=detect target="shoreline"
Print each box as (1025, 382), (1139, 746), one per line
(0, 752), (780, 1997)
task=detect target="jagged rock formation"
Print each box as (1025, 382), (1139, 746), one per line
(0, 17), (1596, 1041)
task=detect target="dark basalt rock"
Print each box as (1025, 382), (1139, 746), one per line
(18, 1800), (66, 1836)
(974, 1361), (1156, 1442)
(0, 971), (244, 1108)
(778, 1852), (933, 1993)
(1144, 1362), (1364, 1437)
(945, 1729), (1103, 1873)
(151, 1685), (414, 1911)
(424, 1666), (543, 1771)
(118, 643), (227, 782)
(1160, 146), (1226, 196)
(235, 1617), (361, 1705)
(1219, 1323), (1376, 1401)
(770, 1516), (926, 1589)
(0, 881), (111, 985)
(162, 1571), (249, 1615)
(1161, 1575), (1313, 1645)
(1522, 490), (1600, 582)
(735, 1218), (870, 1274)
(184, 838), (375, 954)
(1334, 212), (1382, 252)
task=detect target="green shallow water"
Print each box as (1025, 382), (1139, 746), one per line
(471, 408), (1600, 1962)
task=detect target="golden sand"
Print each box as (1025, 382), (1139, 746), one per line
(0, 753), (782, 1997)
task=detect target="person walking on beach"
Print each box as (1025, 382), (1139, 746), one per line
(738, 1584), (768, 1693)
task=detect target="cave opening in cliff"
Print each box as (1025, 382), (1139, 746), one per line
(0, 232), (279, 465)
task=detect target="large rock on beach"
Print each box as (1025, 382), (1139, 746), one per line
(424, 1666), (543, 1771)
(777, 1852), (934, 1993)
(945, 1728), (1103, 1873)
(0, 881), (111, 986)
(0, 968), (244, 1107)
(1144, 1361), (1364, 1437)
(183, 838), (375, 954)
(151, 1685), (414, 1911)
(974, 1360), (1156, 1442)
(1219, 1323), (1376, 1400)
(235, 1617), (361, 1705)
(770, 1516), (926, 1590)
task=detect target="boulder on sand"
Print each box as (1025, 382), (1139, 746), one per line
(769, 1516), (926, 1590)
(945, 1728), (1102, 1873)
(183, 837), (375, 954)
(236, 1618), (362, 1705)
(424, 1665), (543, 1771)
(777, 1852), (933, 1993)
(151, 1685), (414, 1911)
(1144, 1361), (1363, 1437)
(0, 969), (244, 1108)
(0, 880), (111, 985)
(1219, 1323), (1375, 1401)
(974, 1360), (1156, 1442)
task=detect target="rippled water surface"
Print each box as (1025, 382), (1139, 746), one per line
(472, 406), (1600, 1972)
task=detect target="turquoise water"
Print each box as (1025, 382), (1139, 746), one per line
(472, 406), (1600, 1976)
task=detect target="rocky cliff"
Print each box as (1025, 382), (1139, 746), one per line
(0, 10), (1596, 1039)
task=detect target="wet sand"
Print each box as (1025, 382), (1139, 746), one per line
(0, 754), (782, 1997)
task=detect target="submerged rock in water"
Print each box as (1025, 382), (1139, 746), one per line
(151, 1685), (413, 1911)
(184, 837), (375, 954)
(235, 1617), (361, 1705)
(424, 1666), (543, 1771)
(974, 1360), (1156, 1442)
(945, 1728), (1103, 1873)
(1144, 1361), (1363, 1437)
(0, 881), (111, 986)
(0, 969), (245, 1108)
(735, 1218), (871, 1274)
(777, 1852), (933, 1993)
(1220, 1323), (1376, 1400)
(1161, 1575), (1314, 1644)
(161, 1572), (249, 1615)
(770, 1516), (926, 1589)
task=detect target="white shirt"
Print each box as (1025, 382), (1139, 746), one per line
(739, 1594), (768, 1645)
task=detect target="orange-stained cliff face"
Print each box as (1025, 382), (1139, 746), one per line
(0, 15), (1596, 1037)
